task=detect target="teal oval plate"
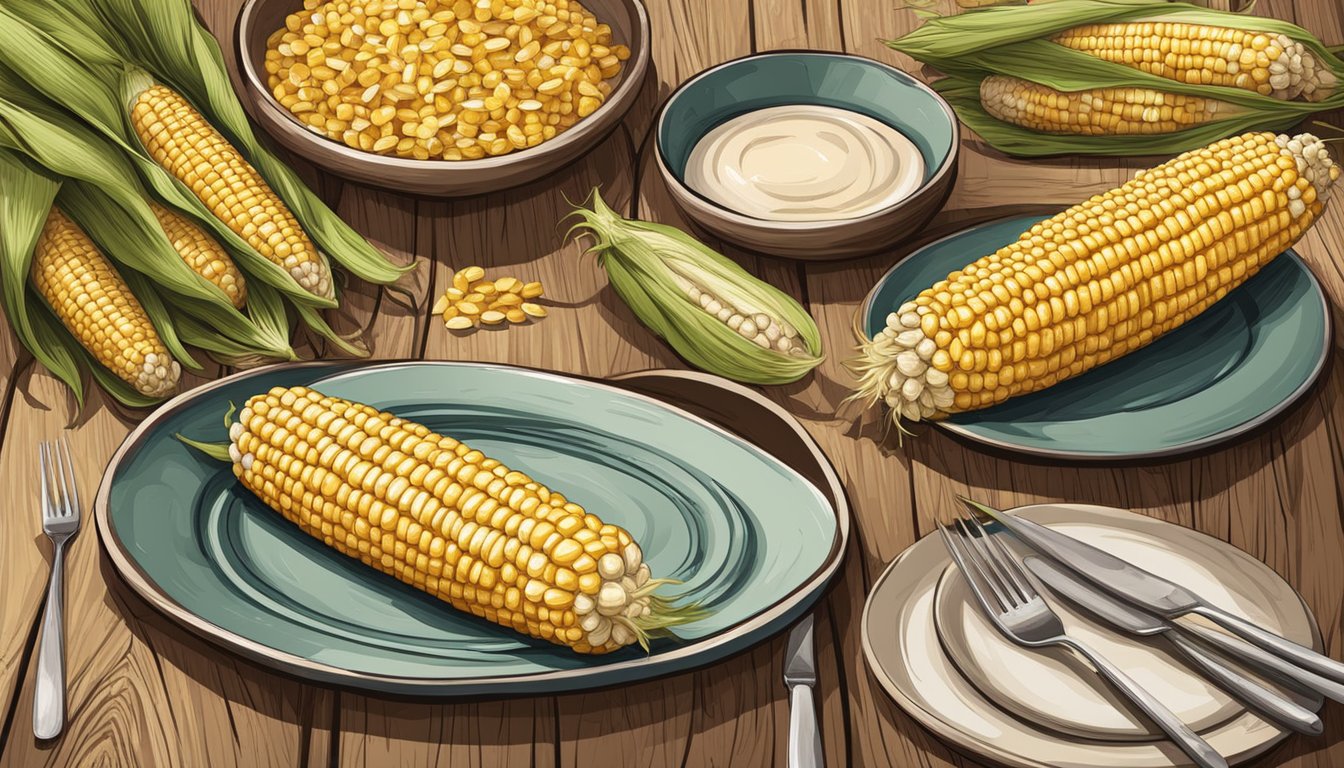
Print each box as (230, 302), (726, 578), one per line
(863, 215), (1330, 460)
(96, 363), (846, 695)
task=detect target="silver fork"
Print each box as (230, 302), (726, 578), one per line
(34, 437), (80, 740)
(940, 516), (1228, 768)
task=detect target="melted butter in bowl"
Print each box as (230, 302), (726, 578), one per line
(684, 105), (925, 222)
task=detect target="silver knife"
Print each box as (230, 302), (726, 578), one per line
(784, 615), (823, 768)
(1026, 556), (1322, 735)
(964, 498), (1344, 687)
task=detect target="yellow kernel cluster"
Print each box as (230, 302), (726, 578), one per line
(979, 75), (1237, 137)
(433, 265), (547, 329)
(264, 0), (632, 161)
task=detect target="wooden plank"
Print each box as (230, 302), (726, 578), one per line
(753, 0), (845, 52)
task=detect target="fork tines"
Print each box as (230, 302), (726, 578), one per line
(939, 513), (1035, 613)
(39, 436), (80, 525)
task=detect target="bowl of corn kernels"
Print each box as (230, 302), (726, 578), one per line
(236, 0), (648, 196)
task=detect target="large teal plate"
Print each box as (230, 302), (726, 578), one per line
(95, 363), (847, 695)
(863, 215), (1331, 460)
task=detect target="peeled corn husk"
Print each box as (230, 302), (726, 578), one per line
(4, 0), (411, 287)
(0, 150), (172, 408)
(889, 0), (1344, 156)
(0, 79), (297, 364)
(0, 4), (384, 357)
(570, 192), (823, 385)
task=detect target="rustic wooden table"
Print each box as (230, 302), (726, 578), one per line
(1, 0), (1342, 765)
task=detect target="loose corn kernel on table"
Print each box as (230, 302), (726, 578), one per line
(1, 0), (1343, 766)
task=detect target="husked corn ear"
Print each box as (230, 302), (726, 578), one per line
(227, 386), (698, 653)
(1052, 22), (1337, 101)
(31, 208), (180, 397)
(980, 75), (1240, 135)
(851, 132), (1338, 423)
(149, 202), (248, 308)
(129, 84), (334, 299)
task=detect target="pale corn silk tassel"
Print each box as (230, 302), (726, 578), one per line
(849, 132), (1339, 428)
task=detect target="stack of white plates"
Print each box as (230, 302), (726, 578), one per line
(862, 504), (1324, 767)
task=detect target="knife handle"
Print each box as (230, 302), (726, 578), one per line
(1167, 633), (1321, 735)
(788, 684), (823, 768)
(1183, 623), (1344, 704)
(1192, 605), (1344, 686)
(1061, 637), (1228, 768)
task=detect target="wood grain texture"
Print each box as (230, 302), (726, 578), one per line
(1, 0), (1343, 765)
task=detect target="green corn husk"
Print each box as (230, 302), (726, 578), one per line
(6, 0), (412, 287)
(888, 0), (1344, 156)
(0, 83), (297, 362)
(569, 192), (823, 386)
(0, 150), (170, 408)
(0, 11), (335, 311)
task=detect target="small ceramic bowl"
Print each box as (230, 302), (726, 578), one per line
(235, 0), (650, 197)
(655, 52), (959, 260)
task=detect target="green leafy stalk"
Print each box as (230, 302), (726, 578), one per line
(570, 191), (823, 386)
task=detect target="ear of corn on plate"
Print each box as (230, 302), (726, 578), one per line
(850, 131), (1337, 426)
(889, 0), (1344, 155)
(109, 363), (842, 691)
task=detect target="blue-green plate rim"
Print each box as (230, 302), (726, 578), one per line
(653, 50), (960, 230)
(860, 216), (1332, 461)
(93, 362), (850, 695)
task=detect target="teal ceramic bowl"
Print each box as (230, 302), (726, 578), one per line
(655, 52), (958, 260)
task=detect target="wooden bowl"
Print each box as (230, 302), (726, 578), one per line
(655, 52), (959, 260)
(235, 0), (649, 197)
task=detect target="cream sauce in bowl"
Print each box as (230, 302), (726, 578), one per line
(684, 104), (925, 222)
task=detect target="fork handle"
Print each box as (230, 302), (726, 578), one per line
(34, 541), (66, 740)
(1061, 637), (1227, 768)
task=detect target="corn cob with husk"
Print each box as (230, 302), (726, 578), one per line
(180, 386), (703, 653)
(979, 74), (1243, 135)
(128, 78), (333, 300)
(149, 202), (247, 308)
(31, 207), (180, 397)
(0, 0), (410, 291)
(889, 0), (1344, 156)
(1051, 21), (1337, 101)
(569, 191), (823, 386)
(850, 131), (1338, 424)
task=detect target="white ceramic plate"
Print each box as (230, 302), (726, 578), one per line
(862, 504), (1324, 768)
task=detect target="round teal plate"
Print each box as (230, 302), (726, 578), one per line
(863, 215), (1331, 460)
(95, 363), (847, 695)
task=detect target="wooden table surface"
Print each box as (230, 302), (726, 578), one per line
(2, 0), (1343, 765)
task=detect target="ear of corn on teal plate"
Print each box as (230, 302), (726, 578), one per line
(863, 215), (1329, 460)
(98, 362), (844, 694)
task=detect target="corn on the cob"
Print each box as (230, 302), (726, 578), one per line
(128, 84), (333, 299)
(31, 208), (180, 397)
(851, 131), (1337, 423)
(149, 202), (248, 308)
(1051, 22), (1337, 102)
(226, 386), (698, 653)
(979, 75), (1241, 135)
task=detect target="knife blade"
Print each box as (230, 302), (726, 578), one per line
(1026, 556), (1322, 735)
(964, 497), (1344, 687)
(784, 616), (822, 768)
